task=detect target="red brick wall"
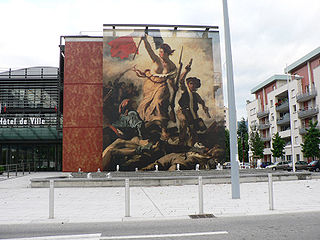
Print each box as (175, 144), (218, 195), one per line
(63, 41), (103, 172)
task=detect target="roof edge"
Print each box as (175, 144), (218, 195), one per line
(251, 74), (288, 94)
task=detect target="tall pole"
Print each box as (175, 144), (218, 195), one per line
(222, 0), (240, 199)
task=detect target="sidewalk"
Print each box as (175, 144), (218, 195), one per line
(0, 172), (319, 225)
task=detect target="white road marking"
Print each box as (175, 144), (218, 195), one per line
(100, 231), (228, 239)
(9, 233), (101, 240)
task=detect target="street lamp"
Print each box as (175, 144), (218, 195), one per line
(285, 71), (303, 173)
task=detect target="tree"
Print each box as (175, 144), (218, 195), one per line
(271, 132), (285, 161)
(301, 121), (320, 161)
(249, 126), (264, 159)
(237, 118), (249, 162)
(225, 128), (230, 162)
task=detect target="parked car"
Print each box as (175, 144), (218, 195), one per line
(261, 162), (272, 168)
(223, 162), (231, 169)
(266, 161), (290, 171)
(307, 160), (320, 172)
(284, 161), (309, 171)
(239, 162), (250, 169)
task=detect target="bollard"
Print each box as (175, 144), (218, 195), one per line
(15, 164), (17, 176)
(87, 173), (92, 179)
(196, 164), (200, 171)
(49, 180), (54, 219)
(268, 173), (274, 210)
(78, 168), (82, 172)
(135, 168), (138, 172)
(125, 178), (130, 217)
(177, 163), (180, 171)
(155, 164), (158, 172)
(97, 168), (101, 172)
(198, 176), (204, 214)
(28, 163), (31, 174)
(116, 165), (120, 171)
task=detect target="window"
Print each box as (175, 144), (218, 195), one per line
(295, 136), (299, 144)
(294, 120), (298, 128)
(271, 113), (274, 121)
(286, 155), (292, 161)
(270, 100), (273, 107)
(250, 108), (256, 116)
(291, 89), (295, 98)
(293, 105), (297, 112)
(296, 154), (300, 161)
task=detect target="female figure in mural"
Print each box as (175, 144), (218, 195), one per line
(132, 35), (177, 139)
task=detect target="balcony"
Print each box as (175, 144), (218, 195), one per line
(299, 125), (320, 135)
(275, 101), (289, 112)
(298, 106), (319, 119)
(257, 109), (269, 119)
(261, 136), (271, 142)
(296, 89), (317, 103)
(257, 123), (271, 130)
(277, 115), (290, 126)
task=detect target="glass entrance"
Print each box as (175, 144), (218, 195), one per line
(0, 143), (61, 171)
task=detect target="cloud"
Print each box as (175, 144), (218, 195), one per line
(1, 0), (319, 120)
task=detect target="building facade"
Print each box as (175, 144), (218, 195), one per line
(247, 47), (320, 163)
(0, 67), (63, 170)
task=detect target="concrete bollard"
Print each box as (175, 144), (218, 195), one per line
(125, 178), (130, 217)
(196, 164), (200, 171)
(155, 164), (158, 172)
(116, 165), (120, 171)
(177, 164), (180, 171)
(97, 168), (101, 172)
(268, 173), (274, 210)
(198, 176), (204, 214)
(135, 168), (138, 172)
(87, 173), (92, 179)
(78, 168), (81, 172)
(49, 180), (54, 219)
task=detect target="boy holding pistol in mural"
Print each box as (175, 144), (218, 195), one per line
(177, 60), (211, 146)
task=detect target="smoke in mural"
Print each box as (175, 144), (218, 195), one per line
(102, 28), (225, 171)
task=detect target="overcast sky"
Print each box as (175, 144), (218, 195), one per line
(1, 0), (319, 119)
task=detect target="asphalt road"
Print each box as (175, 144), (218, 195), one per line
(0, 211), (319, 240)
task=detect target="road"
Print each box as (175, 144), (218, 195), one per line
(0, 211), (319, 240)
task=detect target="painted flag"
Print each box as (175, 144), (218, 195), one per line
(107, 36), (138, 59)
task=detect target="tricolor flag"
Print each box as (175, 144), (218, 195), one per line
(107, 36), (138, 59)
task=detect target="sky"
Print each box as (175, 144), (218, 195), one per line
(0, 0), (319, 119)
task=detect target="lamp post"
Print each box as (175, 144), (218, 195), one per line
(222, 0), (240, 199)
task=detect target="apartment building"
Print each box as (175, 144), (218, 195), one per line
(247, 47), (320, 163)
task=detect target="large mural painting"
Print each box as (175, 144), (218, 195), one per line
(102, 28), (225, 171)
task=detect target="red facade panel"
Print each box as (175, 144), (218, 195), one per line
(294, 66), (309, 93)
(64, 41), (103, 84)
(63, 128), (102, 171)
(63, 84), (102, 128)
(63, 41), (103, 172)
(264, 82), (276, 106)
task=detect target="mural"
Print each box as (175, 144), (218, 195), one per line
(103, 29), (225, 171)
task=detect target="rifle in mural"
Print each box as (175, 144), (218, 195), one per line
(169, 47), (183, 122)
